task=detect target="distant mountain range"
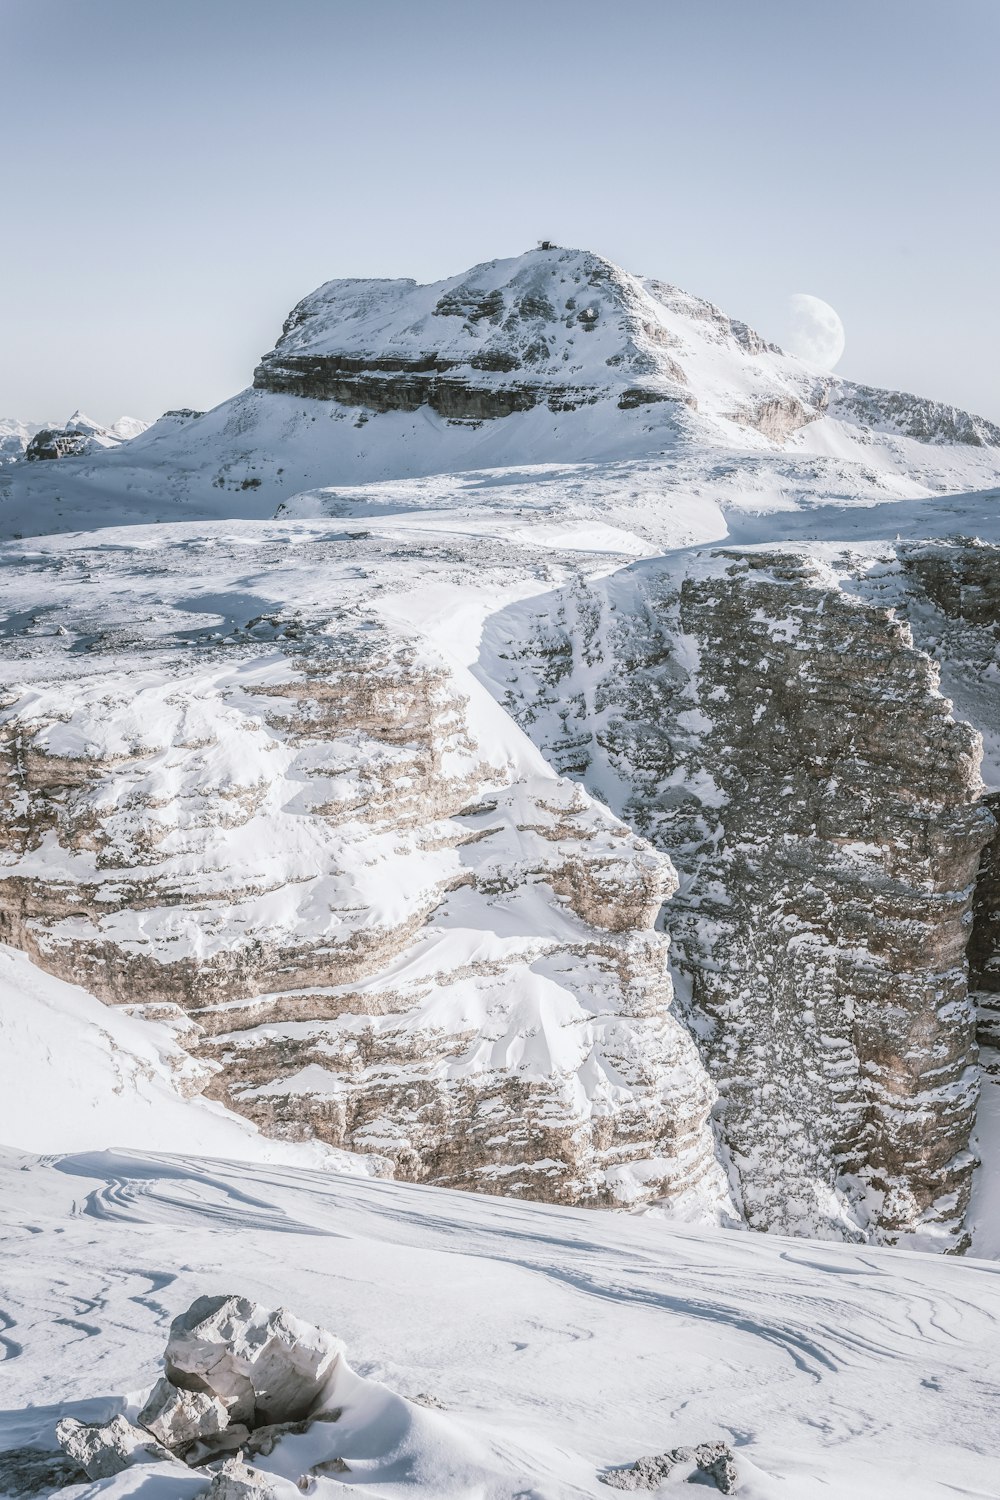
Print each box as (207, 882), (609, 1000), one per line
(0, 410), (149, 466)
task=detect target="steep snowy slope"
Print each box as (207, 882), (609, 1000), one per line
(0, 942), (362, 1169)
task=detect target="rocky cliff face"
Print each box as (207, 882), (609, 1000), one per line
(0, 525), (731, 1217)
(483, 544), (996, 1247)
(877, 539), (1000, 1056)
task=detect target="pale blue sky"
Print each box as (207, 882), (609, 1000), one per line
(2, 0), (998, 425)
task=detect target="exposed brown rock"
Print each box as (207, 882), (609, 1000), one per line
(488, 545), (995, 1245)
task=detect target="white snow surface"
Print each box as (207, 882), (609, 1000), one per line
(3, 1144), (1000, 1498)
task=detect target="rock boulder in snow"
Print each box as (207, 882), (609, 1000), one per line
(55, 1413), (174, 1480)
(53, 1296), (350, 1494)
(138, 1374), (229, 1449)
(602, 1440), (740, 1492)
(164, 1294), (344, 1428)
(205, 1455), (281, 1498)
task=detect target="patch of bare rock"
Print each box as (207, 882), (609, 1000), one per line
(53, 1294), (351, 1495)
(0, 1447), (88, 1497)
(602, 1440), (740, 1492)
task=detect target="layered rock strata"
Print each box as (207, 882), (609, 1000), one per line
(253, 249), (694, 419)
(0, 528), (730, 1216)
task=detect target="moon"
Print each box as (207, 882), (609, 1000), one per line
(779, 293), (846, 370)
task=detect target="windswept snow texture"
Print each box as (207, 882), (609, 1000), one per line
(2, 1147), (999, 1498)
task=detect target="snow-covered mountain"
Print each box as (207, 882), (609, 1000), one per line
(2, 246), (998, 536)
(0, 411), (150, 468)
(6, 240), (1000, 1500)
(0, 416), (42, 466)
(2, 245), (1000, 1256)
(107, 414), (150, 441)
(252, 248), (999, 452)
(0, 416), (43, 442)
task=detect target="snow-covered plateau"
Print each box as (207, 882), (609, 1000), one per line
(2, 245), (1000, 1497)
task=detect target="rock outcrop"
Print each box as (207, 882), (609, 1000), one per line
(24, 427), (91, 461)
(485, 543), (996, 1246)
(207, 1456), (281, 1497)
(55, 1414), (175, 1480)
(0, 526), (730, 1218)
(602, 1440), (740, 1493)
(163, 1294), (344, 1430)
(54, 1295), (353, 1497)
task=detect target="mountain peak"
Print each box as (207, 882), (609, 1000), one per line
(253, 244), (701, 421)
(252, 245), (1000, 456)
(6, 246), (1000, 535)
